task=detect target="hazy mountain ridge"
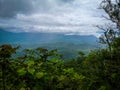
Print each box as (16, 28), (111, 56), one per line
(0, 29), (100, 59)
(0, 28), (98, 44)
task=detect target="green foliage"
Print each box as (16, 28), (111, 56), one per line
(0, 45), (86, 90)
(0, 36), (120, 90)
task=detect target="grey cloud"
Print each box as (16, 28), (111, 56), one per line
(0, 0), (74, 18)
(0, 0), (33, 17)
(0, 0), (105, 37)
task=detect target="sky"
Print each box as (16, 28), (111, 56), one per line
(0, 0), (107, 37)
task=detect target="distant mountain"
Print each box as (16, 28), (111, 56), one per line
(0, 28), (100, 59)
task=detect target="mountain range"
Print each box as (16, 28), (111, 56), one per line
(0, 28), (101, 59)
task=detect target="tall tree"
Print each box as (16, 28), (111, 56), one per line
(0, 45), (19, 90)
(99, 0), (120, 51)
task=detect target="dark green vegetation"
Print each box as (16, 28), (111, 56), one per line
(0, 0), (120, 90)
(0, 39), (120, 90)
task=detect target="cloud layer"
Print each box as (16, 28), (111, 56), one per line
(0, 0), (106, 37)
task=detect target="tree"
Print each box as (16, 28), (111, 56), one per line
(0, 45), (19, 90)
(98, 0), (120, 59)
(99, 0), (120, 49)
(88, 0), (120, 89)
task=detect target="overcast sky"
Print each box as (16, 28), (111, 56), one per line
(0, 0), (107, 37)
